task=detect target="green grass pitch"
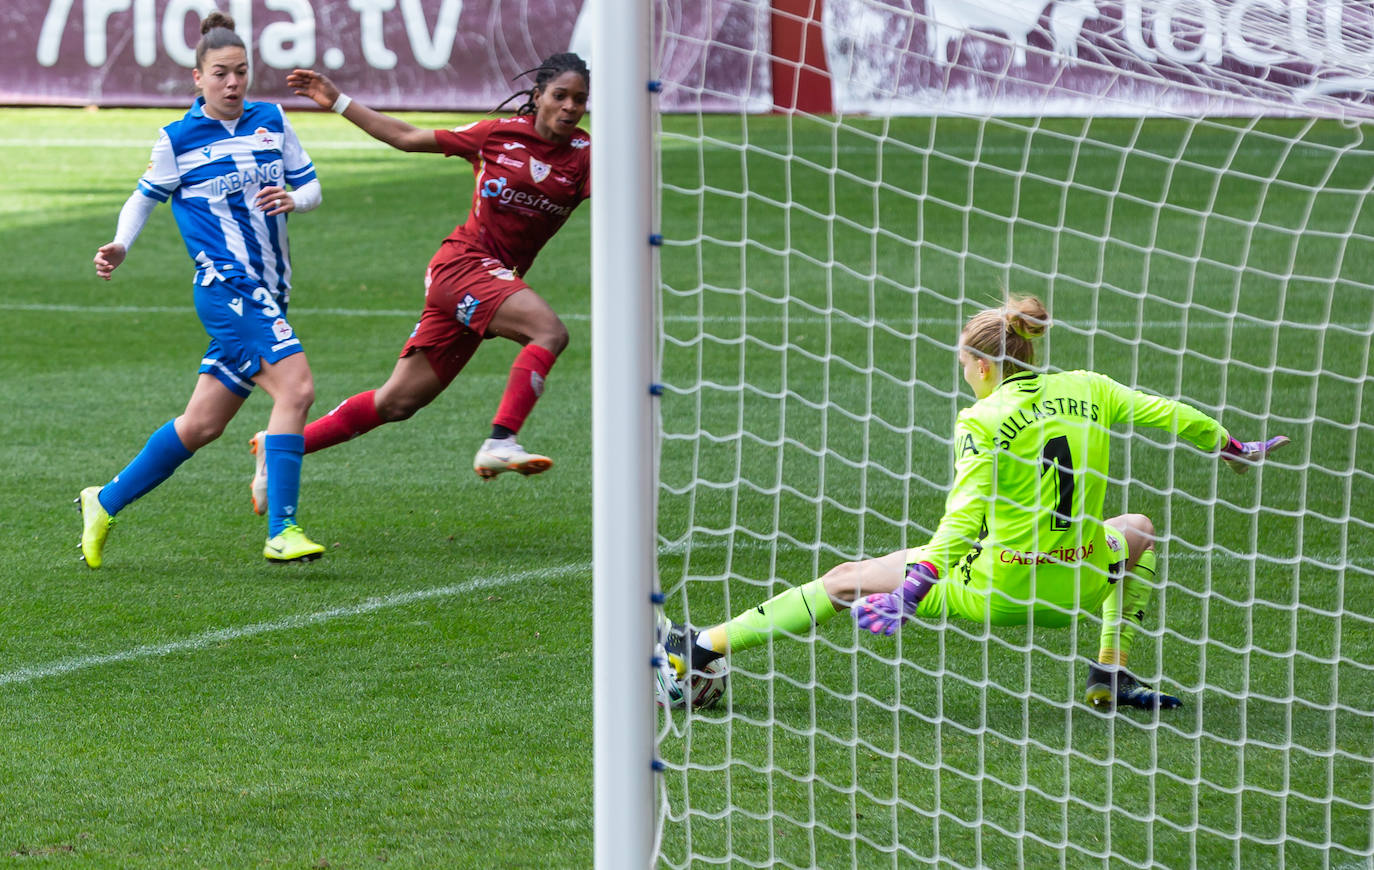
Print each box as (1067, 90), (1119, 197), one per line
(653, 116), (1374, 868)
(2, 107), (1372, 867)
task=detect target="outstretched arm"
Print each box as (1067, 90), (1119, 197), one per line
(1096, 372), (1291, 473)
(286, 69), (442, 153)
(1220, 435), (1290, 474)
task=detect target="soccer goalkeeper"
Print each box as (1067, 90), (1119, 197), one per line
(664, 295), (1289, 710)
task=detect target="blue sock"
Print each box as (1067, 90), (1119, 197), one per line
(98, 420), (194, 515)
(265, 433), (305, 537)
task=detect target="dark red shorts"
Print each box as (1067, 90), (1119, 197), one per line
(401, 249), (529, 386)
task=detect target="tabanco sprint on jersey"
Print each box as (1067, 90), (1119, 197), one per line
(137, 99), (316, 302)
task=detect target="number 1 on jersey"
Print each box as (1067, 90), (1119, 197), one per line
(1041, 435), (1075, 532)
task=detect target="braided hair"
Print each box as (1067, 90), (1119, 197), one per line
(494, 52), (590, 115)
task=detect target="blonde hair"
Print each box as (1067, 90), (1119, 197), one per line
(960, 294), (1050, 373)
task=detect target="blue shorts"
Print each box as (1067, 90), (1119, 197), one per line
(193, 273), (304, 397)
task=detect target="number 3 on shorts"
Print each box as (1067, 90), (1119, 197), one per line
(252, 286), (282, 318)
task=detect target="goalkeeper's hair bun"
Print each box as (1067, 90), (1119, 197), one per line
(1004, 295), (1050, 341)
(960, 294), (1049, 371)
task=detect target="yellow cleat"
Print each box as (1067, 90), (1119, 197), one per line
(263, 522), (325, 563)
(76, 486), (114, 569)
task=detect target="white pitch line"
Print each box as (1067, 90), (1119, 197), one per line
(0, 138), (1049, 155)
(0, 560), (589, 689)
(0, 302), (1353, 330)
(0, 301), (583, 320)
(4, 138), (1356, 161)
(0, 138), (409, 152)
(1, 302), (421, 317)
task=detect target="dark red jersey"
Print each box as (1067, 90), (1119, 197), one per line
(433, 115), (590, 276)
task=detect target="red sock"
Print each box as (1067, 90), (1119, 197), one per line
(492, 344), (558, 434)
(304, 390), (385, 453)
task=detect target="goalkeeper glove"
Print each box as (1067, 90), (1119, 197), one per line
(1220, 435), (1290, 474)
(854, 561), (938, 636)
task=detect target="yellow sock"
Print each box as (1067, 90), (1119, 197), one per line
(704, 578), (838, 655)
(1099, 548), (1157, 667)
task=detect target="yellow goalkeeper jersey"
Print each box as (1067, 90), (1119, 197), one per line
(910, 369), (1229, 625)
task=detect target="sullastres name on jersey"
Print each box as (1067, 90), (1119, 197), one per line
(958, 396), (1102, 456)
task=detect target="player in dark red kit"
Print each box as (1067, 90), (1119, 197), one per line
(251, 55), (590, 513)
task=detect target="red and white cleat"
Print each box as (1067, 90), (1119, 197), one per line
(473, 437), (553, 479)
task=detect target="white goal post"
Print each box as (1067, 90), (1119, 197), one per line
(590, 1), (657, 869)
(596, 1), (1374, 868)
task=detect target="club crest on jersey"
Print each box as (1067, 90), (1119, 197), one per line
(570, 137), (589, 149)
(272, 318), (293, 341)
(455, 293), (481, 325)
(254, 127), (280, 150)
(529, 159), (551, 184)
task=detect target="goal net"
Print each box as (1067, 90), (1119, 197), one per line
(651, 1), (1374, 867)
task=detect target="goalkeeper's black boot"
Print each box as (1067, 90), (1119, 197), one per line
(663, 621), (721, 679)
(1085, 664), (1182, 711)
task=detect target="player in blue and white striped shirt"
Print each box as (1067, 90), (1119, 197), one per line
(80, 11), (325, 566)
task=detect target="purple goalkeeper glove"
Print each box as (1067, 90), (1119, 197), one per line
(1220, 435), (1290, 474)
(854, 561), (939, 636)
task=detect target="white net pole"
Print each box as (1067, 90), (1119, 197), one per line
(591, 0), (656, 866)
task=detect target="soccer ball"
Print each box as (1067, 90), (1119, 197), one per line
(654, 644), (727, 710)
(685, 657), (728, 709)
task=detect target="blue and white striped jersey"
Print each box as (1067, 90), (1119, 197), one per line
(135, 97), (316, 299)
